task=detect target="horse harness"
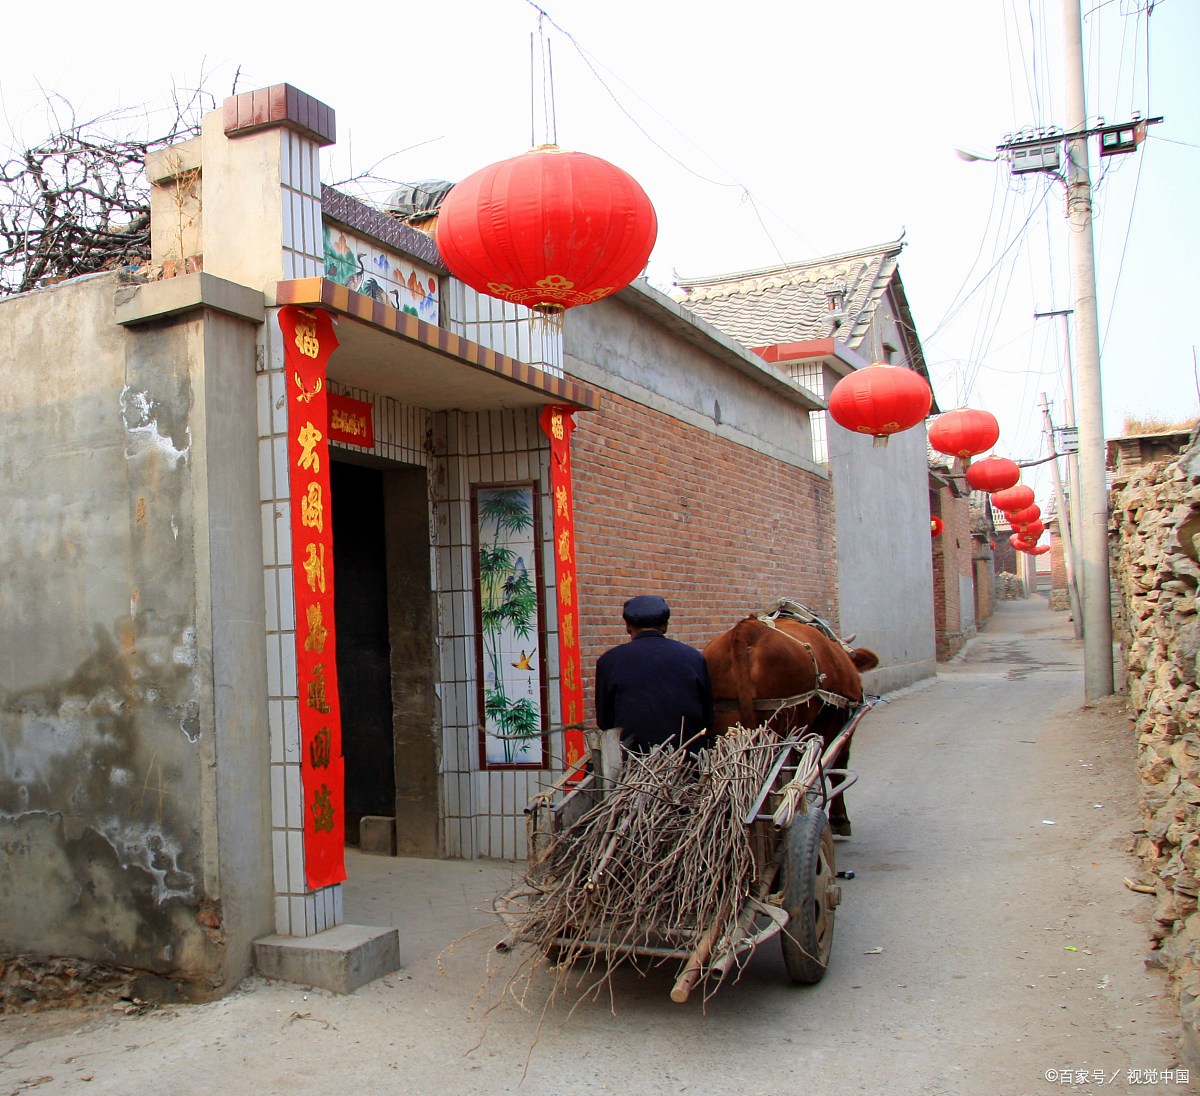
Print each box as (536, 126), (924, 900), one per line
(712, 604), (856, 720)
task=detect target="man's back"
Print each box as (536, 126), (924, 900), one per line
(595, 630), (714, 752)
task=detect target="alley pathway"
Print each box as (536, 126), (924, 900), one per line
(0, 597), (1190, 1095)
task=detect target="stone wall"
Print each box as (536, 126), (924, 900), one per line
(1110, 428), (1200, 1057)
(995, 571), (1025, 600)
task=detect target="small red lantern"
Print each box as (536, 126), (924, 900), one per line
(928, 408), (999, 467)
(1016, 519), (1045, 540)
(827, 363), (932, 447)
(991, 484), (1035, 512)
(931, 516), (944, 536)
(435, 145), (658, 313)
(1027, 544), (1051, 556)
(1007, 504), (1042, 526)
(965, 456), (1020, 493)
(1010, 533), (1038, 552)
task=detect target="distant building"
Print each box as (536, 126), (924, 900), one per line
(675, 240), (938, 692)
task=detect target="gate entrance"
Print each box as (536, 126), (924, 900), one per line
(331, 457), (438, 857)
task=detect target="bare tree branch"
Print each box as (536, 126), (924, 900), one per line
(0, 84), (213, 296)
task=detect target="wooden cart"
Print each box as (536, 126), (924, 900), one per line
(494, 699), (876, 1002)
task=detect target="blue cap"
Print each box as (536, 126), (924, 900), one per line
(622, 595), (670, 627)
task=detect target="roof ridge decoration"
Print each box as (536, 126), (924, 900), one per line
(673, 236), (905, 294)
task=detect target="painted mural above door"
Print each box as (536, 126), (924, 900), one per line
(323, 224), (440, 324)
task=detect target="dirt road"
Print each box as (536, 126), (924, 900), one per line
(1, 598), (1191, 1095)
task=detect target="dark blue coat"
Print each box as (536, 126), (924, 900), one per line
(594, 631), (715, 752)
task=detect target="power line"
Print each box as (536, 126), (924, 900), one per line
(928, 179), (1055, 343)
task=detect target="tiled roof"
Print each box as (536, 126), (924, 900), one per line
(673, 238), (906, 353)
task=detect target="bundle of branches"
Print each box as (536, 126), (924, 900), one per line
(0, 90), (208, 296)
(498, 725), (793, 1005)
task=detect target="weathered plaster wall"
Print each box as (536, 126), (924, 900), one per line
(831, 422), (937, 691)
(1111, 427), (1200, 1063)
(0, 272), (271, 999)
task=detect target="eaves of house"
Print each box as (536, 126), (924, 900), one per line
(672, 238), (936, 408)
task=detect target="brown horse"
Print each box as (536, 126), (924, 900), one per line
(702, 615), (879, 835)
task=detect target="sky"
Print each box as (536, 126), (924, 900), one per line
(2, 0), (1196, 516)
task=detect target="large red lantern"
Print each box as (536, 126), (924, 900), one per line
(928, 408), (999, 467)
(991, 484), (1035, 512)
(965, 456), (1020, 493)
(827, 363), (932, 447)
(434, 145), (657, 313)
(1007, 504), (1042, 526)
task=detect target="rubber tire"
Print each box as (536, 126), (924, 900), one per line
(780, 808), (837, 984)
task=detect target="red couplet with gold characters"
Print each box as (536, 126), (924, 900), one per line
(279, 306), (346, 890)
(539, 405), (587, 778)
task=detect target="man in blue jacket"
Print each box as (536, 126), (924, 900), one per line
(594, 595), (715, 753)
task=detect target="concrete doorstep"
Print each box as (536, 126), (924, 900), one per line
(253, 923), (400, 995)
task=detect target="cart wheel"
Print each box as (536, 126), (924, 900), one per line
(780, 808), (838, 984)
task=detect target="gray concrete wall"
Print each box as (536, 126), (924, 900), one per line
(0, 272), (272, 998)
(564, 287), (823, 473)
(828, 420), (937, 693)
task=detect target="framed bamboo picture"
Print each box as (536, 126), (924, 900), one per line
(471, 483), (549, 768)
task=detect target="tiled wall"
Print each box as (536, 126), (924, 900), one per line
(443, 281), (564, 377)
(261, 332), (549, 919)
(259, 312), (345, 937)
(280, 129), (323, 281)
(432, 407), (556, 860)
(259, 323), (440, 933)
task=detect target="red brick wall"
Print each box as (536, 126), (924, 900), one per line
(930, 485), (975, 660)
(570, 390), (836, 713)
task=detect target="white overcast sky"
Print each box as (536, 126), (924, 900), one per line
(3, 0), (1196, 511)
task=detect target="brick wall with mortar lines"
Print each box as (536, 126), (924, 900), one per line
(931, 485), (975, 660)
(568, 389), (837, 715)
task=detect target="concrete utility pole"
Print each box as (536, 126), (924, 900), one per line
(1039, 392), (1083, 638)
(1062, 0), (1114, 699)
(1034, 308), (1084, 631)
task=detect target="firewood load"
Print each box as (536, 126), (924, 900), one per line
(495, 725), (815, 1004)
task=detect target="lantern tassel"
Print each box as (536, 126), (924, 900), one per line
(872, 435), (889, 449)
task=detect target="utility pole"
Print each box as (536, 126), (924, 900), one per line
(1039, 392), (1083, 638)
(977, 2), (1160, 698)
(1062, 0), (1114, 699)
(1034, 308), (1084, 632)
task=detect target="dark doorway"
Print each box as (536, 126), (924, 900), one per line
(331, 461), (394, 845)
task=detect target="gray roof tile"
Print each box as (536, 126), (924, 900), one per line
(673, 239), (905, 352)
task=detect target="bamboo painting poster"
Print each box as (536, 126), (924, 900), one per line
(473, 484), (548, 768)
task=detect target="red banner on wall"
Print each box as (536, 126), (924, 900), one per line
(328, 392), (375, 449)
(279, 306), (346, 890)
(539, 405), (587, 777)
